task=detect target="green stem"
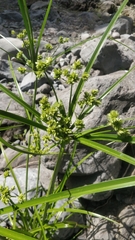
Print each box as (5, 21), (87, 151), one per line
(42, 141), (66, 223)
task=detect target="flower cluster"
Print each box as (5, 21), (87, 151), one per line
(0, 185), (15, 204)
(58, 36), (69, 44)
(78, 89), (101, 108)
(30, 129), (42, 153)
(72, 59), (82, 70)
(18, 193), (25, 203)
(53, 60), (89, 85)
(35, 56), (53, 79)
(107, 110), (130, 137)
(0, 170), (15, 205)
(0, 171), (25, 205)
(12, 29), (53, 78)
(30, 96), (85, 154)
(40, 96), (73, 144)
(45, 43), (53, 51)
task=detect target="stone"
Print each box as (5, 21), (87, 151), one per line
(0, 148), (39, 173)
(37, 83), (51, 94)
(80, 37), (135, 74)
(0, 91), (32, 125)
(93, 23), (108, 37)
(80, 36), (100, 63)
(111, 30), (121, 39)
(36, 92), (46, 102)
(49, 198), (85, 240)
(26, 0), (39, 7)
(87, 218), (118, 240)
(117, 205), (135, 239)
(0, 11), (22, 22)
(112, 16), (133, 35)
(99, 1), (117, 14)
(57, 30), (70, 38)
(39, 163), (53, 190)
(0, 59), (23, 82)
(30, 0), (48, 10)
(0, 168), (41, 221)
(0, 38), (27, 60)
(21, 72), (53, 91)
(80, 32), (91, 41)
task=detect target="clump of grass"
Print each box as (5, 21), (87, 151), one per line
(0, 0), (135, 239)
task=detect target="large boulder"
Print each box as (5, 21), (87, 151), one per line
(80, 37), (135, 74)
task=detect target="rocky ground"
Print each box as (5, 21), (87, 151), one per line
(1, 0), (135, 239)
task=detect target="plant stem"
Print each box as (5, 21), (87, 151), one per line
(42, 141), (66, 223)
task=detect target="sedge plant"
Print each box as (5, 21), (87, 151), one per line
(0, 0), (135, 239)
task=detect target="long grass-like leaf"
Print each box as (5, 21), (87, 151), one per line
(69, 0), (128, 119)
(87, 133), (135, 143)
(0, 110), (46, 131)
(78, 137), (135, 165)
(0, 125), (23, 131)
(0, 144), (22, 193)
(17, 0), (35, 64)
(48, 208), (118, 224)
(1, 175), (135, 215)
(0, 136), (37, 155)
(0, 226), (36, 240)
(0, 84), (40, 119)
(36, 0), (53, 55)
(9, 57), (32, 120)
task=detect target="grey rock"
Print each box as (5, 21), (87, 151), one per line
(117, 38), (135, 69)
(36, 92), (46, 102)
(30, 9), (45, 20)
(0, 26), (9, 37)
(21, 72), (53, 91)
(54, 45), (65, 56)
(0, 59), (24, 82)
(54, 41), (73, 56)
(0, 148), (27, 172)
(93, 23), (108, 37)
(0, 148), (39, 173)
(0, 37), (27, 60)
(49, 198), (85, 240)
(38, 40), (48, 54)
(69, 53), (78, 65)
(57, 30), (70, 38)
(116, 205), (135, 239)
(0, 11), (22, 22)
(71, 47), (81, 58)
(80, 38), (135, 74)
(65, 172), (113, 201)
(37, 83), (51, 94)
(0, 168), (41, 221)
(59, 57), (69, 67)
(112, 16), (133, 35)
(99, 1), (117, 14)
(93, 40), (123, 74)
(39, 163), (54, 190)
(30, 0), (49, 10)
(78, 12), (98, 29)
(58, 84), (65, 90)
(0, 91), (32, 125)
(111, 30), (121, 39)
(80, 32), (91, 41)
(87, 218), (118, 240)
(80, 37), (100, 65)
(64, 0), (97, 11)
